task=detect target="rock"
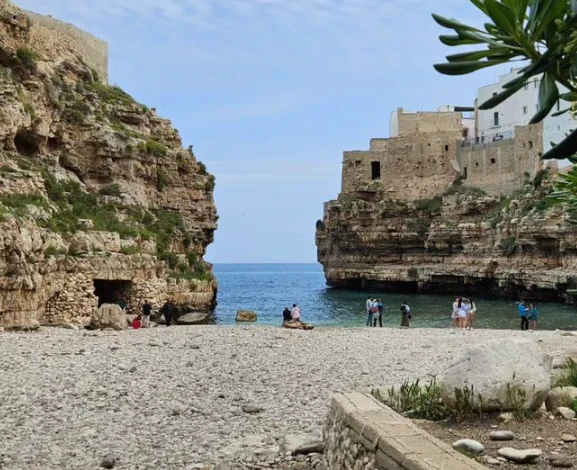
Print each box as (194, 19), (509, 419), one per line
(490, 431), (515, 441)
(452, 439), (485, 456)
(497, 447), (542, 464)
(557, 407), (576, 420)
(100, 455), (116, 468)
(499, 412), (513, 423)
(282, 321), (314, 330)
(61, 323), (79, 330)
(561, 433), (576, 443)
(552, 356), (570, 369)
(282, 433), (324, 455)
(176, 312), (208, 325)
(550, 455), (574, 467)
(90, 304), (127, 331)
(440, 338), (552, 411)
(546, 387), (577, 411)
(241, 404), (264, 414)
(484, 458), (501, 466)
(236, 310), (257, 322)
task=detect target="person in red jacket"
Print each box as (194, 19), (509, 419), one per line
(132, 315), (142, 329)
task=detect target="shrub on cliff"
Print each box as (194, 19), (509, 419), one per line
(16, 47), (38, 71)
(98, 184), (122, 197)
(86, 82), (135, 105)
(140, 139), (168, 157)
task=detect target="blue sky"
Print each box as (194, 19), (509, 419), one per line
(17, 0), (511, 263)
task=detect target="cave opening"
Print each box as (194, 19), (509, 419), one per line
(14, 128), (40, 156)
(93, 279), (133, 308)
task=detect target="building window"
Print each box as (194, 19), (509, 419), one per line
(524, 83), (529, 91)
(371, 161), (381, 180)
(493, 92), (497, 97)
(463, 167), (468, 180)
(535, 80), (539, 88)
(493, 112), (499, 126)
(523, 105), (528, 115)
(490, 158), (496, 164)
(354, 160), (361, 167)
(557, 100), (561, 111)
(475, 162), (479, 167)
(528, 141), (533, 149)
(444, 144), (449, 151)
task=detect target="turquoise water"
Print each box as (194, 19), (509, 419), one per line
(212, 263), (577, 330)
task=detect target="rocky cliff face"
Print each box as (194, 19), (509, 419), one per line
(0, 0), (217, 328)
(316, 171), (577, 301)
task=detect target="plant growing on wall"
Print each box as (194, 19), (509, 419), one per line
(432, 0), (577, 212)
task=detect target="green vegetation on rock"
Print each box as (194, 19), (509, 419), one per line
(16, 47), (38, 71)
(139, 139), (168, 157)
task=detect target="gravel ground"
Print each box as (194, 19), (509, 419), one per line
(1, 326), (575, 470)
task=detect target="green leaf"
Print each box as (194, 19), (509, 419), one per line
(432, 14), (483, 32)
(542, 128), (577, 160)
(485, 0), (518, 32)
(439, 35), (484, 46)
(445, 49), (498, 62)
(434, 60), (508, 76)
(530, 72), (559, 123)
(560, 92), (577, 102)
(552, 108), (570, 117)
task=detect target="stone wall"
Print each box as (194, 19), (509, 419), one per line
(324, 392), (485, 470)
(23, 9), (108, 82)
(341, 111), (464, 201)
(458, 124), (542, 196)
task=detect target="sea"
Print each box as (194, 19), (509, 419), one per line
(212, 263), (577, 330)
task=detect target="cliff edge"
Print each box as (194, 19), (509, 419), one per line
(0, 1), (217, 328)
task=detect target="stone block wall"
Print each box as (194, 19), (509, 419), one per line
(24, 9), (108, 82)
(324, 392), (485, 470)
(458, 123), (542, 196)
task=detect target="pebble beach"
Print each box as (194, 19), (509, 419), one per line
(1, 326), (576, 470)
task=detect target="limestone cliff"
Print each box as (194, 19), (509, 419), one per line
(0, 0), (217, 328)
(316, 171), (577, 301)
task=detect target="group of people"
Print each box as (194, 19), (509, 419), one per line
(282, 304), (302, 323)
(365, 297), (412, 328)
(518, 300), (538, 331)
(130, 299), (177, 329)
(451, 297), (477, 329)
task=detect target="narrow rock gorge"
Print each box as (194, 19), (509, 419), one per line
(0, 0), (217, 329)
(316, 172), (577, 301)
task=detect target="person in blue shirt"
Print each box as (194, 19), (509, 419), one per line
(528, 303), (538, 331)
(518, 300), (529, 331)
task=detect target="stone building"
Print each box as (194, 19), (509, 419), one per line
(341, 108), (543, 201)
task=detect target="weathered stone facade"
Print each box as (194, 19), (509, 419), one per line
(0, 0), (217, 329)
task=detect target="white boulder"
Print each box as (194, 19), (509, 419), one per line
(90, 304), (126, 331)
(545, 386), (577, 411)
(440, 338), (552, 411)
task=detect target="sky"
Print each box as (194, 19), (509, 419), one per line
(16, 0), (513, 263)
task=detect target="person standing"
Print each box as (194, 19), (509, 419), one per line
(376, 298), (384, 327)
(141, 300), (152, 328)
(365, 296), (374, 327)
(467, 298), (477, 329)
(451, 297), (459, 328)
(400, 301), (411, 328)
(282, 307), (292, 323)
(291, 303), (301, 322)
(518, 300), (529, 331)
(162, 298), (175, 327)
(528, 303), (538, 331)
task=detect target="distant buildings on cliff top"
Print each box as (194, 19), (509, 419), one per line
(339, 68), (573, 202)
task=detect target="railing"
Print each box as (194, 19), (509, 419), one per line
(460, 129), (515, 148)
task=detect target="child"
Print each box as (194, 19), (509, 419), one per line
(132, 314), (142, 330)
(372, 306), (380, 327)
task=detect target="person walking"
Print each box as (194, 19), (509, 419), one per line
(376, 298), (384, 327)
(451, 297), (459, 328)
(400, 301), (411, 328)
(365, 296), (374, 327)
(141, 300), (152, 328)
(528, 303), (538, 331)
(518, 300), (529, 331)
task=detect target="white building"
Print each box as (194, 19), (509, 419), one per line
(476, 67), (575, 152)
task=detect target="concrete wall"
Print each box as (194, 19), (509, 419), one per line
(24, 10), (108, 82)
(324, 392), (485, 470)
(458, 123), (543, 196)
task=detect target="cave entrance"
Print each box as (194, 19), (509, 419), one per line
(93, 279), (133, 309)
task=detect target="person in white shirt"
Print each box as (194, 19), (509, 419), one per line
(365, 296), (374, 326)
(291, 303), (301, 322)
(467, 298), (477, 329)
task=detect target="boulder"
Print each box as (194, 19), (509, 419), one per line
(176, 312), (207, 325)
(557, 407), (576, 420)
(440, 338), (552, 411)
(489, 431), (515, 441)
(90, 304), (126, 331)
(236, 310), (257, 322)
(545, 387), (577, 411)
(281, 432), (324, 455)
(282, 321), (314, 330)
(452, 439), (484, 455)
